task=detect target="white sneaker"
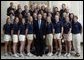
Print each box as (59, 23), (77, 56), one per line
(55, 52), (59, 55)
(13, 54), (19, 57)
(4, 53), (8, 56)
(47, 52), (53, 56)
(8, 52), (12, 56)
(57, 52), (61, 57)
(64, 53), (68, 57)
(19, 53), (24, 57)
(27, 52), (33, 57)
(66, 53), (71, 57)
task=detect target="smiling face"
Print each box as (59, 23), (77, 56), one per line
(10, 2), (13, 7)
(62, 4), (66, 9)
(24, 5), (28, 10)
(33, 13), (37, 18)
(47, 16), (51, 23)
(55, 15), (59, 22)
(38, 14), (42, 20)
(15, 17), (19, 23)
(29, 16), (33, 22)
(74, 16), (78, 22)
(22, 18), (25, 24)
(65, 16), (69, 22)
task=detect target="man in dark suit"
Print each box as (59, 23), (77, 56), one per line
(34, 14), (46, 56)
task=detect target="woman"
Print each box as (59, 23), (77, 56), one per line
(46, 16), (54, 56)
(63, 16), (72, 57)
(3, 16), (12, 56)
(11, 17), (19, 57)
(18, 18), (26, 57)
(69, 13), (74, 51)
(26, 16), (34, 56)
(53, 15), (63, 56)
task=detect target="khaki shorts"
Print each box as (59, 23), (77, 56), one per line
(12, 35), (18, 43)
(63, 33), (72, 41)
(46, 34), (53, 46)
(27, 34), (33, 40)
(54, 33), (61, 39)
(19, 35), (25, 41)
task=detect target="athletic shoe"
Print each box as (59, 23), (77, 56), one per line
(13, 54), (19, 57)
(47, 52), (53, 56)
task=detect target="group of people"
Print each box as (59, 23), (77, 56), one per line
(2, 2), (82, 57)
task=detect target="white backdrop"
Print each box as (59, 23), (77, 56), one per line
(1, 1), (83, 42)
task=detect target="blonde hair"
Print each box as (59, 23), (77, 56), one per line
(6, 16), (10, 23)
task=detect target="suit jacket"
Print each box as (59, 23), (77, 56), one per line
(34, 20), (46, 38)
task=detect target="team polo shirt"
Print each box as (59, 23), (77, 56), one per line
(60, 17), (66, 24)
(72, 22), (82, 34)
(12, 23), (19, 34)
(3, 23), (12, 35)
(53, 21), (63, 33)
(46, 23), (53, 34)
(63, 22), (72, 34)
(26, 23), (33, 34)
(19, 23), (26, 35)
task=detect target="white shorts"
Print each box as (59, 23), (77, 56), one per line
(63, 33), (72, 41)
(27, 34), (33, 40)
(4, 34), (11, 42)
(12, 35), (18, 43)
(19, 35), (25, 41)
(54, 33), (61, 39)
(46, 34), (53, 46)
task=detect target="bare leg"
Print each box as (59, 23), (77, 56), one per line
(58, 39), (62, 52)
(4, 41), (8, 53)
(27, 40), (33, 53)
(67, 41), (71, 53)
(8, 41), (12, 54)
(48, 45), (53, 53)
(54, 39), (58, 52)
(65, 40), (68, 53)
(20, 41), (25, 53)
(13, 43), (17, 54)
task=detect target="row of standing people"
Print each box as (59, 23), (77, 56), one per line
(2, 2), (82, 57)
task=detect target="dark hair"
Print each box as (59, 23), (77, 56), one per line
(69, 13), (74, 20)
(74, 15), (78, 19)
(62, 4), (66, 6)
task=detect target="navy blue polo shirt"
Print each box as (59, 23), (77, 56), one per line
(63, 22), (72, 34)
(46, 23), (53, 34)
(12, 23), (19, 34)
(26, 23), (33, 34)
(60, 17), (66, 24)
(19, 23), (26, 35)
(53, 21), (63, 33)
(72, 22), (82, 34)
(3, 23), (12, 35)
